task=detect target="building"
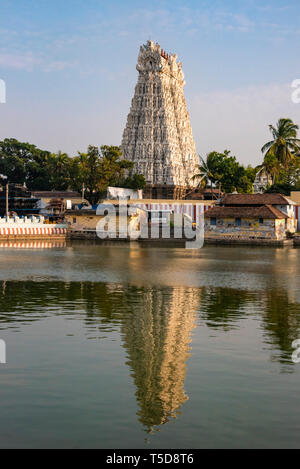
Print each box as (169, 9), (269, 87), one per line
(185, 187), (224, 201)
(65, 199), (214, 240)
(289, 191), (300, 230)
(111, 198), (214, 229)
(205, 205), (290, 242)
(290, 191), (300, 205)
(106, 186), (143, 200)
(31, 191), (88, 217)
(65, 204), (144, 239)
(253, 168), (272, 193)
(204, 193), (297, 243)
(221, 193), (297, 219)
(121, 40), (199, 199)
(65, 207), (116, 234)
(0, 184), (39, 216)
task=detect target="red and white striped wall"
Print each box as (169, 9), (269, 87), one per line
(0, 226), (67, 237)
(134, 203), (211, 226)
(0, 241), (66, 249)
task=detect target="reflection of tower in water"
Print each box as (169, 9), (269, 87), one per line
(121, 286), (198, 433)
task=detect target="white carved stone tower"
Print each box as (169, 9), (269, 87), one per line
(121, 40), (199, 190)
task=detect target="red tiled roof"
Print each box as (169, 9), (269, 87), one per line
(31, 191), (81, 198)
(204, 204), (288, 219)
(221, 193), (294, 206)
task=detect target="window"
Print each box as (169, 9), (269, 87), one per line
(259, 218), (263, 224)
(73, 217), (76, 223)
(235, 218), (241, 226)
(210, 217), (216, 226)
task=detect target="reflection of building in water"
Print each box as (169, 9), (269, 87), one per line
(0, 240), (66, 249)
(121, 286), (198, 432)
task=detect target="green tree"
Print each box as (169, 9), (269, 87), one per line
(0, 138), (76, 190)
(70, 145), (145, 205)
(0, 138), (59, 190)
(261, 118), (300, 169)
(48, 151), (72, 190)
(192, 150), (254, 194)
(191, 154), (216, 195)
(121, 173), (146, 190)
(0, 138), (39, 185)
(265, 158), (300, 194)
(260, 153), (280, 185)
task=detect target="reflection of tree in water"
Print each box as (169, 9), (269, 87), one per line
(0, 281), (127, 332)
(120, 287), (199, 433)
(198, 287), (254, 331)
(2, 278), (300, 417)
(199, 285), (300, 367)
(260, 289), (300, 365)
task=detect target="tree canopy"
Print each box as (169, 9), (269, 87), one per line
(0, 139), (146, 204)
(261, 118), (300, 169)
(70, 145), (146, 205)
(192, 150), (255, 194)
(261, 118), (300, 193)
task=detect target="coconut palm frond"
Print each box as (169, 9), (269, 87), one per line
(262, 118), (300, 169)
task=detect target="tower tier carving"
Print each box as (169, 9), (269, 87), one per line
(121, 41), (199, 187)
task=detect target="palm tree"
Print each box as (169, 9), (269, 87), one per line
(261, 118), (300, 169)
(49, 151), (71, 190)
(260, 153), (280, 185)
(191, 155), (216, 198)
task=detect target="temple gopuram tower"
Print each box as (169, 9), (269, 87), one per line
(121, 40), (199, 199)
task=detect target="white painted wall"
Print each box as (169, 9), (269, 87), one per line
(0, 215), (66, 228)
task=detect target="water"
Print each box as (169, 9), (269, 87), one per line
(0, 241), (300, 448)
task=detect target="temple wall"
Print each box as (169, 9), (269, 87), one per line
(205, 217), (279, 240)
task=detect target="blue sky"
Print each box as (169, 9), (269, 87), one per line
(0, 0), (300, 165)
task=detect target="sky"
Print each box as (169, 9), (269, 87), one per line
(0, 0), (300, 166)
